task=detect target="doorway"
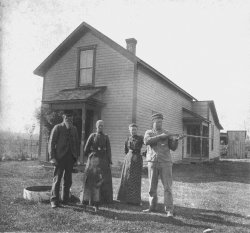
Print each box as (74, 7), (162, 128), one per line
(186, 125), (200, 157)
(85, 109), (95, 141)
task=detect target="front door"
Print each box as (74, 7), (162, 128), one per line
(85, 109), (95, 141)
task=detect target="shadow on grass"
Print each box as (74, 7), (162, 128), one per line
(13, 196), (249, 230)
(70, 202), (209, 229)
(172, 161), (250, 184)
(69, 200), (249, 230)
(174, 204), (250, 228)
(99, 208), (211, 229)
(112, 160), (250, 184)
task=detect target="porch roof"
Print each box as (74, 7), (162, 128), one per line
(182, 108), (210, 124)
(42, 86), (106, 104)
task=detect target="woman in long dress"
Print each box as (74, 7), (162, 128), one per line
(117, 123), (144, 205)
(82, 120), (113, 204)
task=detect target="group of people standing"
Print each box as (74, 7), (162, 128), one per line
(48, 110), (182, 217)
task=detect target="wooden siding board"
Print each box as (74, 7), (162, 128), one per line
(208, 108), (220, 159)
(227, 131), (246, 158)
(136, 68), (192, 162)
(41, 31), (134, 164)
(192, 102), (208, 118)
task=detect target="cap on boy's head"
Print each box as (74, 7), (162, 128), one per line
(152, 113), (163, 121)
(63, 110), (73, 117)
(129, 123), (138, 128)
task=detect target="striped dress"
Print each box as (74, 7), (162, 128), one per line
(117, 135), (144, 205)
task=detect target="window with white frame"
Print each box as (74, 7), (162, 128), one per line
(78, 48), (95, 86)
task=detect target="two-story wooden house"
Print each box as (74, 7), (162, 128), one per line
(34, 22), (223, 164)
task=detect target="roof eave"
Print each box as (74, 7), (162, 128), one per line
(33, 22), (137, 77)
(182, 107), (210, 123)
(137, 60), (197, 101)
(33, 23), (90, 77)
(208, 101), (223, 130)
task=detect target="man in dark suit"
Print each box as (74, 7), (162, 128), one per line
(48, 110), (79, 208)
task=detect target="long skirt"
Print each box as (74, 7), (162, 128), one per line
(98, 157), (113, 204)
(117, 152), (142, 205)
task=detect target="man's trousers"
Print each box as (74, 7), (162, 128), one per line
(51, 154), (74, 204)
(147, 161), (173, 212)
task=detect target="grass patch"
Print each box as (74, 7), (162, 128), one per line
(0, 160), (250, 232)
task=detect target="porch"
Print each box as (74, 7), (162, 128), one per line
(182, 108), (211, 162)
(41, 86), (106, 162)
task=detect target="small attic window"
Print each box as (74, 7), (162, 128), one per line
(77, 45), (96, 86)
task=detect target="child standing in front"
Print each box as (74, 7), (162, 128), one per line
(80, 155), (103, 212)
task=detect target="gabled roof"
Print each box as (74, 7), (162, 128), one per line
(208, 101), (223, 130)
(33, 21), (196, 101)
(196, 100), (223, 130)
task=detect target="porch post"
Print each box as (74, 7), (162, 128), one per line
(190, 137), (192, 157)
(80, 104), (86, 163)
(200, 123), (203, 160)
(182, 126), (184, 160)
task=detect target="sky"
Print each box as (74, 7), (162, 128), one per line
(0, 0), (250, 135)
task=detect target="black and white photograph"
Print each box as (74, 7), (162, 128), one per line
(0, 0), (250, 232)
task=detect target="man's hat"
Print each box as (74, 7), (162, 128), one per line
(152, 113), (163, 121)
(63, 110), (73, 116)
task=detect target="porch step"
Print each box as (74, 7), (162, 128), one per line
(181, 157), (211, 164)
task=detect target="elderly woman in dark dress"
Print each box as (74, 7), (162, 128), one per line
(117, 123), (144, 205)
(81, 120), (113, 204)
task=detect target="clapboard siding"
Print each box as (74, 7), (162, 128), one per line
(208, 108), (220, 159)
(41, 31), (134, 163)
(192, 101), (221, 159)
(192, 102), (208, 118)
(136, 67), (192, 162)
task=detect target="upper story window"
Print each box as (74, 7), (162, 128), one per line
(77, 45), (96, 86)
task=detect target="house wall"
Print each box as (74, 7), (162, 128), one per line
(41, 31), (135, 163)
(192, 101), (208, 118)
(136, 66), (192, 162)
(208, 108), (220, 159)
(192, 101), (221, 159)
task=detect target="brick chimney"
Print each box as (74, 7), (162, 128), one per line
(125, 38), (137, 55)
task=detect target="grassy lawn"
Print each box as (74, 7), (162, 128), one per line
(0, 160), (250, 232)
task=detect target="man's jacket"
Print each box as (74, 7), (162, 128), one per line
(144, 129), (176, 163)
(48, 122), (79, 161)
